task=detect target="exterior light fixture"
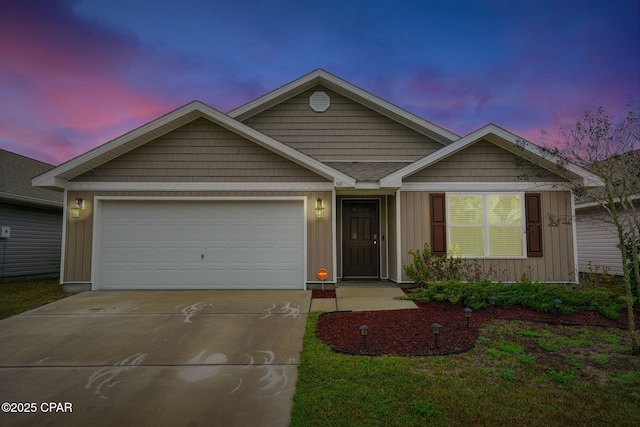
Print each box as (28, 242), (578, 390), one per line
(553, 299), (562, 319)
(360, 325), (369, 349)
(464, 307), (473, 329)
(431, 323), (441, 348)
(70, 197), (84, 219)
(489, 296), (497, 317)
(315, 198), (325, 218)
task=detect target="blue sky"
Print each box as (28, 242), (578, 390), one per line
(1, 0), (638, 164)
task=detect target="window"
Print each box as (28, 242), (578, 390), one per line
(447, 193), (524, 257)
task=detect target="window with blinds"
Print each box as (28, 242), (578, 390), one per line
(447, 193), (525, 258)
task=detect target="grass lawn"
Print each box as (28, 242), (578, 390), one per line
(292, 312), (640, 427)
(0, 278), (69, 319)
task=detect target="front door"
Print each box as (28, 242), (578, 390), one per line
(342, 200), (379, 279)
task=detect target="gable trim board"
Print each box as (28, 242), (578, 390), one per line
(32, 101), (356, 190)
(380, 124), (603, 189)
(32, 70), (599, 290)
(229, 69), (460, 144)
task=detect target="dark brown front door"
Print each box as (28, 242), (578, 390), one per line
(342, 200), (379, 279)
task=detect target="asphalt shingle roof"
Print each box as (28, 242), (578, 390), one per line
(0, 149), (63, 206)
(324, 161), (413, 182)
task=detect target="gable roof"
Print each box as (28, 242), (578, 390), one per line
(229, 69), (459, 145)
(0, 149), (63, 207)
(32, 101), (356, 190)
(380, 124), (604, 188)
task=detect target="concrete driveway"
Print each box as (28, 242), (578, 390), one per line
(0, 290), (311, 427)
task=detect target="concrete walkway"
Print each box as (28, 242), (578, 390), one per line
(310, 284), (417, 312)
(0, 290), (310, 427)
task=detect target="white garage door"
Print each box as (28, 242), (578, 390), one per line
(96, 200), (305, 290)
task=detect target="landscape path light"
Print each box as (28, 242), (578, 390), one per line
(431, 323), (441, 348)
(464, 307), (473, 329)
(489, 296), (497, 316)
(360, 325), (369, 349)
(553, 299), (562, 319)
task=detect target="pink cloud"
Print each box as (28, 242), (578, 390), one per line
(0, 0), (178, 164)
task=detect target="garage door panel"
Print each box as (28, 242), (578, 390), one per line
(97, 200), (304, 290)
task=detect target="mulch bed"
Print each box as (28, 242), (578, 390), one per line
(312, 289), (336, 298)
(315, 294), (639, 356)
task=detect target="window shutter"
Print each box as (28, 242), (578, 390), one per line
(430, 193), (447, 256)
(525, 193), (543, 257)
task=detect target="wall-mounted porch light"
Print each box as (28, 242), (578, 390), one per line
(70, 197), (84, 219)
(315, 198), (325, 218)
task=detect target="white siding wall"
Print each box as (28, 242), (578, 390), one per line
(575, 211), (625, 275)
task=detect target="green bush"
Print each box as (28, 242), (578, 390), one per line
(403, 243), (462, 285)
(404, 280), (625, 319)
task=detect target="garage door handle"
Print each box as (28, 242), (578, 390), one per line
(201, 254), (204, 259)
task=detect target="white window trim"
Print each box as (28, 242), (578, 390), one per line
(446, 192), (527, 259)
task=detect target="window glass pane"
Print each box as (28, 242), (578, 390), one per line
(450, 226), (484, 256)
(449, 195), (483, 224)
(488, 195), (522, 224)
(488, 227), (523, 256)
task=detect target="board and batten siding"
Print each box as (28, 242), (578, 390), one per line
(0, 202), (62, 277)
(399, 191), (576, 283)
(63, 191), (333, 284)
(71, 118), (330, 183)
(242, 86), (444, 161)
(404, 140), (569, 183)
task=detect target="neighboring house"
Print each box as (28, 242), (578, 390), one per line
(33, 70), (601, 291)
(0, 149), (63, 278)
(575, 150), (640, 276)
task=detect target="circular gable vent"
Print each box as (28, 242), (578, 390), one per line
(309, 91), (330, 112)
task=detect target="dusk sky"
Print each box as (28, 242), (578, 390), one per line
(1, 0), (638, 165)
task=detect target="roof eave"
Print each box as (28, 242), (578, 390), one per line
(32, 100), (356, 190)
(380, 124), (603, 188)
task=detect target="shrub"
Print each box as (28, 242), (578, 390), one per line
(404, 243), (462, 285)
(404, 280), (625, 319)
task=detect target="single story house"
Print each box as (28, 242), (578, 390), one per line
(575, 200), (639, 276)
(575, 150), (640, 276)
(1, 149), (63, 278)
(33, 70), (601, 291)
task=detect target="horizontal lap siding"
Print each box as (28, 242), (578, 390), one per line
(576, 209), (630, 276)
(405, 140), (568, 183)
(71, 118), (329, 183)
(0, 203), (62, 277)
(243, 86), (443, 161)
(63, 191), (333, 283)
(399, 191), (575, 283)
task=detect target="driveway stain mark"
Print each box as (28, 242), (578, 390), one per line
(85, 353), (146, 399)
(233, 350), (289, 394)
(176, 302), (210, 323)
(260, 302), (300, 319)
(178, 349), (227, 382)
(255, 350), (288, 392)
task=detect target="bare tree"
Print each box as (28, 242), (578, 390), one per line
(542, 101), (640, 354)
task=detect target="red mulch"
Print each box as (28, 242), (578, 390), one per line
(315, 295), (639, 356)
(312, 289), (336, 298)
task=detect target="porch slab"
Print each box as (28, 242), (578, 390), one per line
(335, 287), (417, 312)
(310, 298), (338, 312)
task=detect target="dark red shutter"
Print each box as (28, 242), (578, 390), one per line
(525, 193), (543, 257)
(430, 193), (447, 256)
